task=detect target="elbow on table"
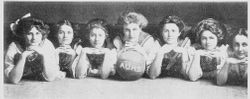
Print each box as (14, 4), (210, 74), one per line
(44, 72), (65, 82)
(148, 69), (161, 80)
(149, 74), (158, 79)
(7, 74), (21, 84)
(44, 76), (57, 82)
(9, 78), (21, 84)
(216, 80), (226, 86)
(188, 73), (202, 82)
(216, 76), (227, 86)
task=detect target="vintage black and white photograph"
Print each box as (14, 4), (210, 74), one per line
(2, 0), (248, 99)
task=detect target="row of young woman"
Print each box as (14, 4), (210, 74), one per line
(4, 12), (247, 86)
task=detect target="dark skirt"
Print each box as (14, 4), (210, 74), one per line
(14, 52), (44, 81)
(86, 54), (105, 70)
(227, 64), (247, 85)
(160, 51), (183, 77)
(200, 56), (218, 72)
(59, 52), (74, 77)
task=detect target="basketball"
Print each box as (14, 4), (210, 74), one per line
(116, 50), (146, 80)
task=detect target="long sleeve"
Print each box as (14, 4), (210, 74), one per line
(75, 48), (91, 79)
(216, 45), (229, 71)
(141, 37), (160, 66)
(70, 44), (83, 78)
(4, 42), (21, 82)
(40, 39), (65, 81)
(188, 50), (203, 81)
(181, 45), (196, 78)
(100, 48), (117, 79)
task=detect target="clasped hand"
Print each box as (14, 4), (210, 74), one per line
(160, 44), (184, 54)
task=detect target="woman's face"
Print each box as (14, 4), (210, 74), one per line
(123, 23), (141, 43)
(89, 28), (106, 48)
(162, 23), (180, 45)
(200, 30), (218, 50)
(57, 24), (74, 45)
(233, 34), (248, 59)
(25, 27), (43, 46)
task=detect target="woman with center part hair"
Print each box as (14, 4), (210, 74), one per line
(188, 18), (227, 82)
(4, 14), (65, 84)
(75, 18), (117, 79)
(54, 20), (82, 78)
(217, 28), (248, 86)
(148, 15), (195, 79)
(113, 11), (160, 79)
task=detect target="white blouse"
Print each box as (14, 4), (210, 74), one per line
(4, 39), (65, 82)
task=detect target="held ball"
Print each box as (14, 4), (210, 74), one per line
(116, 50), (146, 80)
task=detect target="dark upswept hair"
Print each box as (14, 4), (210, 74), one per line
(193, 18), (226, 46)
(229, 28), (248, 49)
(86, 18), (108, 36)
(237, 28), (248, 37)
(158, 15), (186, 41)
(159, 15), (185, 33)
(56, 20), (73, 31)
(53, 20), (82, 48)
(12, 17), (49, 49)
(14, 17), (50, 39)
(84, 18), (109, 47)
(117, 11), (148, 29)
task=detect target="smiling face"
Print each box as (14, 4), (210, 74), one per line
(25, 27), (43, 46)
(161, 23), (180, 45)
(233, 34), (248, 59)
(57, 24), (74, 46)
(89, 28), (106, 48)
(200, 30), (218, 50)
(123, 23), (141, 43)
